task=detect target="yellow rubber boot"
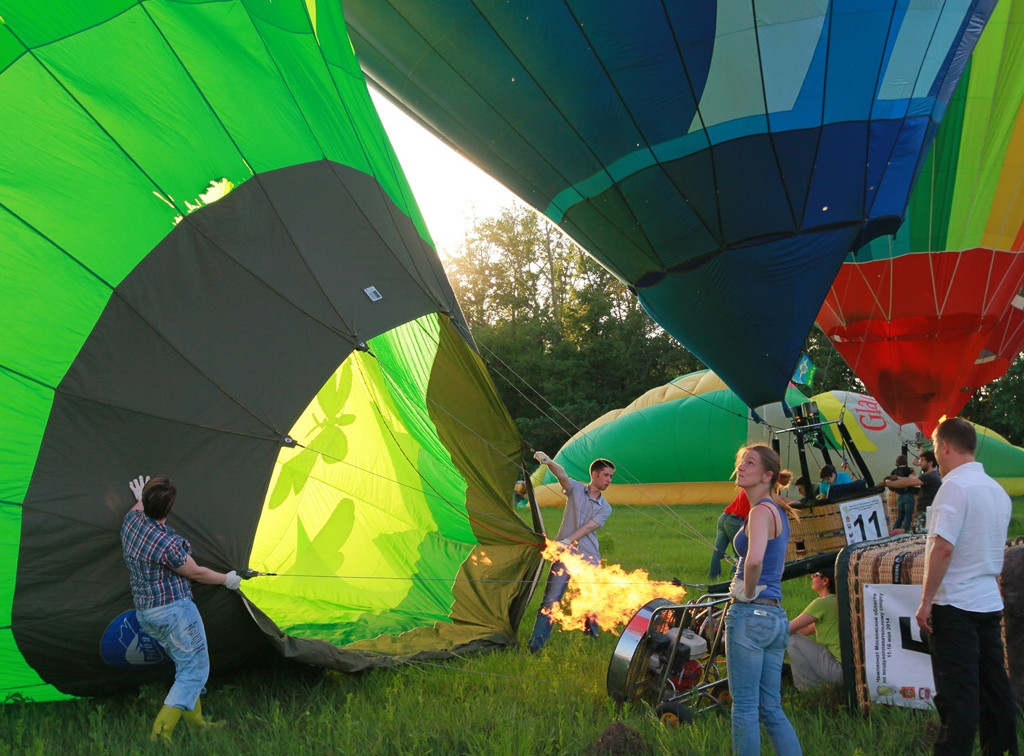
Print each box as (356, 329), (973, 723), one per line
(181, 697), (226, 730)
(150, 705), (183, 742)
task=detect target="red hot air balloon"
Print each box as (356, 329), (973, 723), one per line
(817, 0), (1024, 433)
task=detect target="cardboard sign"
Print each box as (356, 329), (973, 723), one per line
(862, 584), (935, 710)
(840, 494), (890, 544)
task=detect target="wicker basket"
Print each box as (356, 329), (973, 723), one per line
(787, 501), (848, 561)
(885, 488), (899, 528)
(838, 536), (1020, 713)
(840, 536), (929, 713)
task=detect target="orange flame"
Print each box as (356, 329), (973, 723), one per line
(539, 540), (686, 634)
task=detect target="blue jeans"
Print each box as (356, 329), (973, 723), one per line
(528, 561), (598, 651)
(929, 604), (1018, 756)
(137, 598), (209, 711)
(709, 513), (744, 580)
(725, 603), (802, 755)
(894, 494), (915, 531)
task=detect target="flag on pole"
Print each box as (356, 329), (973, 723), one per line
(792, 354), (816, 386)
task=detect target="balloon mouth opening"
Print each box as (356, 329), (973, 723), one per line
(635, 271), (666, 288)
(633, 215), (896, 289)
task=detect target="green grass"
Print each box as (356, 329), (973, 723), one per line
(2, 500), (1022, 755)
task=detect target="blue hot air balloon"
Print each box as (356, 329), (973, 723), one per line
(345, 0), (997, 408)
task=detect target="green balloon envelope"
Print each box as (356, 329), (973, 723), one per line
(0, 0), (540, 702)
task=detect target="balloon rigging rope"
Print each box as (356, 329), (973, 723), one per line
(354, 316), (727, 577)
(473, 328), (821, 536)
(468, 335), (750, 560)
(243, 573), (681, 587)
(479, 335), (748, 429)
(282, 435), (539, 546)
(360, 334), (722, 578)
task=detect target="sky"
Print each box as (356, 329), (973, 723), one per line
(371, 91), (524, 260)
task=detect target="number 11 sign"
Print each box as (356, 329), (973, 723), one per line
(839, 494), (890, 545)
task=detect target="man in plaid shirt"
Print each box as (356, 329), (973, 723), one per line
(121, 475), (241, 742)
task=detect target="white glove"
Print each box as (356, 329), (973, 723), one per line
(730, 581), (767, 603)
(534, 451), (552, 465)
(128, 475), (150, 501)
(223, 570), (242, 590)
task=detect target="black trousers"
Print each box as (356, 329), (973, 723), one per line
(929, 604), (1019, 755)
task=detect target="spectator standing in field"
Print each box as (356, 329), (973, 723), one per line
(885, 449), (941, 533)
(710, 472), (795, 581)
(709, 490), (749, 582)
(726, 444), (802, 755)
(915, 418), (1017, 755)
(886, 454), (917, 532)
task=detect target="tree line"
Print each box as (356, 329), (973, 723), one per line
(442, 205), (1022, 452)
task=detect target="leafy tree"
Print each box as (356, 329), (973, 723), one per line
(799, 326), (863, 396)
(963, 354), (1024, 446)
(444, 206), (703, 453)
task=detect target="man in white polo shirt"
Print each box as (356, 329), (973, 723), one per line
(915, 417), (1017, 755)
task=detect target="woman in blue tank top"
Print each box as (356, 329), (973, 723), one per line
(726, 445), (802, 755)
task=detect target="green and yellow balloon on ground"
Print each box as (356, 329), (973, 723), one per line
(0, 0), (540, 703)
(533, 370), (1024, 505)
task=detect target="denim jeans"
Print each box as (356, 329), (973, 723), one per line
(528, 561), (597, 651)
(137, 598), (209, 711)
(894, 494), (915, 531)
(725, 603), (802, 755)
(709, 513), (744, 580)
(929, 604), (1018, 756)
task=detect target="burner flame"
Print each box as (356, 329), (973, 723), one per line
(539, 540), (687, 634)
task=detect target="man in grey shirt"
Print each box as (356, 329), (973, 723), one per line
(527, 451), (614, 652)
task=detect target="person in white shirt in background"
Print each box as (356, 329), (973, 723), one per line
(916, 417), (1017, 756)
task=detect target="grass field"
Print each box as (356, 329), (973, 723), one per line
(2, 499), (1022, 755)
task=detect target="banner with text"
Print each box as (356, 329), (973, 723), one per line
(863, 583), (935, 710)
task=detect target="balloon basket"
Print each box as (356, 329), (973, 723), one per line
(837, 535), (928, 713)
(786, 501), (849, 560)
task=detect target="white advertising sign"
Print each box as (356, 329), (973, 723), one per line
(840, 494), (890, 545)
(862, 583), (935, 710)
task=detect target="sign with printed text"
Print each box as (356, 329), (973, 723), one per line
(863, 584), (935, 710)
(839, 494), (889, 545)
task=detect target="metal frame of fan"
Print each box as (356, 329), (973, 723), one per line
(607, 593), (731, 720)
